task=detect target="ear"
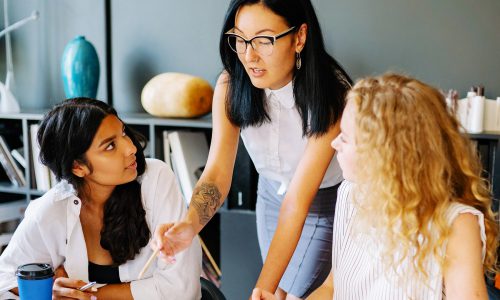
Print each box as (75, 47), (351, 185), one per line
(295, 23), (308, 53)
(72, 160), (89, 178)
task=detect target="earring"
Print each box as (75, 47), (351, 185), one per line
(296, 52), (302, 70)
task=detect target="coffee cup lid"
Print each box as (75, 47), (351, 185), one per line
(16, 263), (54, 280)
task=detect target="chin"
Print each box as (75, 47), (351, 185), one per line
(248, 78), (267, 89)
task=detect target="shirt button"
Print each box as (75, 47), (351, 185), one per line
(73, 200), (79, 205)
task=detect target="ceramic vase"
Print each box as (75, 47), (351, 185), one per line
(61, 36), (100, 98)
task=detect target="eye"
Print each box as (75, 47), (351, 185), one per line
(255, 37), (272, 46)
(235, 37), (246, 45)
(105, 141), (116, 151)
(340, 134), (347, 143)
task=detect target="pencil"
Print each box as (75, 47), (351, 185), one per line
(199, 236), (221, 276)
(138, 248), (160, 279)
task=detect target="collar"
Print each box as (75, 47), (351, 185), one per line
(52, 180), (79, 202)
(264, 80), (295, 109)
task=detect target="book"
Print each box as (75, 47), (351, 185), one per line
(162, 130), (171, 168)
(30, 124), (51, 191)
(168, 131), (209, 204)
(10, 148), (26, 169)
(0, 135), (26, 187)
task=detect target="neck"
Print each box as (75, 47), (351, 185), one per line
(79, 182), (115, 210)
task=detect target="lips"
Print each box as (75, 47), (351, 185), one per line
(248, 67), (266, 77)
(126, 160), (137, 169)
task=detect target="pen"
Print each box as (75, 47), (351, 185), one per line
(79, 281), (97, 292)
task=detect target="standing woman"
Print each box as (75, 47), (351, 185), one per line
(154, 0), (351, 299)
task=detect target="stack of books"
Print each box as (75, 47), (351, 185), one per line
(0, 135), (25, 187)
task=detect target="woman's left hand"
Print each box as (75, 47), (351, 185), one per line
(52, 277), (96, 300)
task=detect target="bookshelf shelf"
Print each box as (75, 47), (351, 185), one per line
(0, 184), (28, 194)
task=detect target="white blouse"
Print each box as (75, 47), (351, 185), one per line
(332, 181), (487, 300)
(240, 80), (343, 194)
(0, 158), (202, 300)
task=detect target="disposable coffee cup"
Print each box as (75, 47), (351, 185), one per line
(16, 263), (54, 300)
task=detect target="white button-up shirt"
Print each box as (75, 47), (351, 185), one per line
(240, 80), (343, 194)
(0, 158), (202, 300)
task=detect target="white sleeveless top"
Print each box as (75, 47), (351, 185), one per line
(332, 181), (487, 300)
(240, 81), (343, 194)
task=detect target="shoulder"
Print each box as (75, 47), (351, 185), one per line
(216, 71), (230, 86)
(446, 202), (486, 262)
(22, 182), (75, 229)
(141, 158), (174, 180)
(446, 202), (485, 231)
(139, 158), (177, 190)
(139, 158), (178, 201)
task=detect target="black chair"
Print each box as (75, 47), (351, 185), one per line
(201, 277), (226, 300)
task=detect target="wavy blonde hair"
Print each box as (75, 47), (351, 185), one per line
(348, 73), (498, 279)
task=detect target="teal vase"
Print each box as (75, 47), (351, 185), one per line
(61, 36), (100, 98)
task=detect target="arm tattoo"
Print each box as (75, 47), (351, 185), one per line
(191, 182), (222, 226)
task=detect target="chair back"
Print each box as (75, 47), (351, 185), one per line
(201, 277), (226, 300)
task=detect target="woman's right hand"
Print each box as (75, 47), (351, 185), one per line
(152, 221), (197, 263)
(52, 277), (96, 300)
(251, 288), (277, 300)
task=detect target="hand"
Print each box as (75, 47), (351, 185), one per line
(251, 288), (276, 300)
(52, 277), (96, 300)
(152, 221), (196, 263)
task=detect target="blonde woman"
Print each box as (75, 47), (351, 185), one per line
(253, 73), (498, 299)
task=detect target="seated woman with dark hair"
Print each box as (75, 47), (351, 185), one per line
(0, 98), (202, 300)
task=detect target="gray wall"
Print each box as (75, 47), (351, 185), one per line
(2, 0), (500, 112)
(110, 0), (227, 112)
(0, 0), (106, 110)
(320, 0), (500, 99)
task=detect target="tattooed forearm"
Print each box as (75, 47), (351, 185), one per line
(190, 182), (222, 226)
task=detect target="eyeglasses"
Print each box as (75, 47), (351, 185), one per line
(225, 26), (296, 56)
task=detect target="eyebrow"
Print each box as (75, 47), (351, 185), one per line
(98, 125), (125, 147)
(98, 135), (116, 147)
(233, 26), (276, 36)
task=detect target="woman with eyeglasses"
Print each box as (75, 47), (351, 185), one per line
(153, 1), (351, 299)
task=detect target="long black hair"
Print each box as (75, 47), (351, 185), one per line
(220, 0), (352, 137)
(37, 98), (149, 265)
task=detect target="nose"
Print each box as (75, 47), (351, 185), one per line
(244, 43), (259, 63)
(124, 136), (137, 156)
(331, 136), (339, 150)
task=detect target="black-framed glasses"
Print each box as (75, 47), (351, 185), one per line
(225, 26), (296, 56)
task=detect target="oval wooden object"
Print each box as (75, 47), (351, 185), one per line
(141, 73), (213, 118)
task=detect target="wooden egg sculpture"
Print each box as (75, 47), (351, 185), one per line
(141, 73), (213, 118)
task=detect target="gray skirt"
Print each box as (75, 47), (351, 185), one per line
(255, 177), (339, 298)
